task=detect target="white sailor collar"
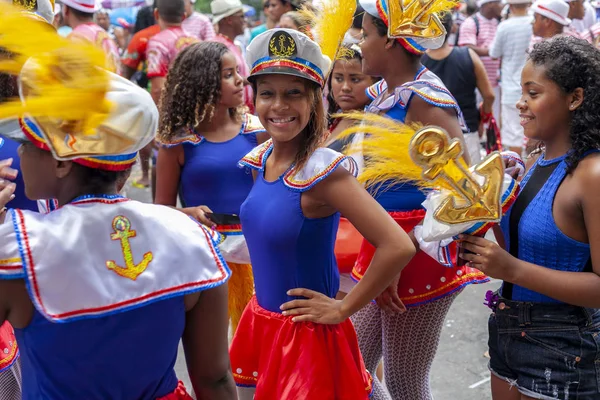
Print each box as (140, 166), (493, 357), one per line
(239, 139), (359, 192)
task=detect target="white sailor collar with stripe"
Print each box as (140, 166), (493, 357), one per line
(365, 67), (467, 132)
(156, 113), (266, 148)
(238, 139), (359, 192)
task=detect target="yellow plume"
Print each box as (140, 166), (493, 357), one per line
(0, 2), (111, 136)
(300, 0), (356, 63)
(335, 111), (466, 192)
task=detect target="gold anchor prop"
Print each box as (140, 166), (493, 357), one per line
(386, 0), (457, 40)
(106, 216), (154, 280)
(409, 127), (504, 224)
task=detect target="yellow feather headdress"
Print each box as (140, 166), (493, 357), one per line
(299, 0), (357, 66)
(0, 2), (111, 136)
(334, 111), (468, 193)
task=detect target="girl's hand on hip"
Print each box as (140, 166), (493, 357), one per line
(281, 288), (347, 324)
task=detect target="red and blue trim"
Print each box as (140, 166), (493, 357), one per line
(19, 117), (137, 172)
(251, 56), (325, 86)
(374, 0), (426, 55)
(12, 206), (231, 323)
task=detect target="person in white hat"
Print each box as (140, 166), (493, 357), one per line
(0, 6), (235, 399)
(228, 28), (416, 400)
(489, 0), (533, 156)
(529, 0), (587, 49)
(210, 0), (254, 111)
(352, 0), (487, 398)
(458, 0), (503, 120)
(61, 0), (122, 74)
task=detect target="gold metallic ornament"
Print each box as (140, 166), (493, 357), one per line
(387, 0), (447, 39)
(409, 127), (505, 224)
(13, 0), (36, 11)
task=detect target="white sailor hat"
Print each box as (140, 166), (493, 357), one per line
(246, 28), (332, 87)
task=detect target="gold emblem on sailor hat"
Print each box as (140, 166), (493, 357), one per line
(268, 30), (298, 58)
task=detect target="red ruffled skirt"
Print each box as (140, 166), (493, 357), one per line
(230, 296), (373, 399)
(156, 381), (192, 400)
(352, 210), (488, 307)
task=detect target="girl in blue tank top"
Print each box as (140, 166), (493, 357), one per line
(155, 42), (268, 332)
(229, 29), (416, 400)
(460, 37), (600, 400)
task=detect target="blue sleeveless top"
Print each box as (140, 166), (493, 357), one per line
(15, 297), (183, 399)
(239, 142), (357, 313)
(0, 137), (38, 212)
(364, 68), (466, 212)
(500, 154), (592, 303)
(161, 114), (265, 214)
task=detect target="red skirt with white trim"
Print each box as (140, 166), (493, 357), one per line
(352, 210), (489, 307)
(230, 296), (373, 399)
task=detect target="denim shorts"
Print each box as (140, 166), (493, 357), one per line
(488, 296), (600, 399)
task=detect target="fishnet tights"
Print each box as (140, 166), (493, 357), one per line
(351, 292), (460, 400)
(0, 358), (21, 400)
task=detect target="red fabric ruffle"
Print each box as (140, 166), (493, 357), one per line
(156, 381), (193, 400)
(352, 210), (488, 306)
(230, 296), (373, 399)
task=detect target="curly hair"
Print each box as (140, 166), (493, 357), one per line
(528, 36), (600, 173)
(252, 79), (326, 171)
(158, 42), (242, 142)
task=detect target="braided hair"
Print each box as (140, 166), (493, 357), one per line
(528, 36), (600, 173)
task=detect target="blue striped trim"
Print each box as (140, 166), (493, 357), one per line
(251, 55), (324, 79)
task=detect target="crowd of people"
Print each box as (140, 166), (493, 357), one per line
(0, 0), (599, 399)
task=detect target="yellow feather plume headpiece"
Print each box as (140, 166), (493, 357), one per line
(336, 111), (516, 230)
(299, 0), (357, 66)
(0, 1), (112, 136)
(334, 111), (468, 193)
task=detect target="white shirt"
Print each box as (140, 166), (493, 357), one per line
(489, 15), (533, 105)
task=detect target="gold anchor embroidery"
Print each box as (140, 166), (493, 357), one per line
(269, 33), (296, 58)
(409, 127), (504, 224)
(387, 0), (446, 40)
(106, 215), (153, 280)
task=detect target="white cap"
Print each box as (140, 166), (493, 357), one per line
(246, 29), (331, 87)
(505, 0), (532, 4)
(210, 0), (244, 24)
(477, 0), (501, 6)
(531, 0), (571, 25)
(61, 0), (99, 13)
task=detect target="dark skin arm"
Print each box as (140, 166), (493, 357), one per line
(150, 77), (166, 105)
(461, 156), (600, 307)
(466, 44), (489, 58)
(122, 65), (138, 80)
(183, 285), (236, 399)
(281, 168), (416, 322)
(154, 146), (215, 227)
(406, 95), (471, 165)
